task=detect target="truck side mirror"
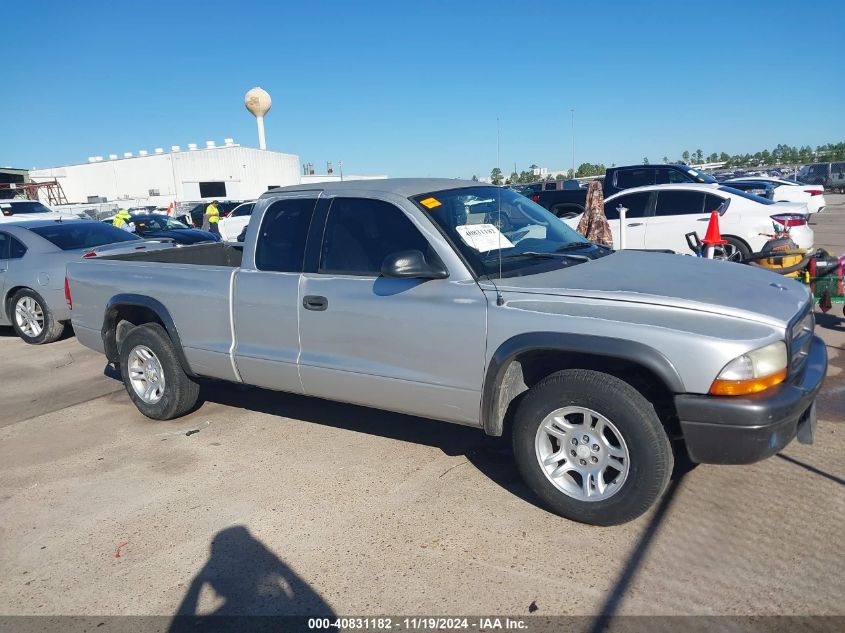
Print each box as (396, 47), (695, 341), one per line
(381, 250), (449, 280)
(716, 199), (730, 216)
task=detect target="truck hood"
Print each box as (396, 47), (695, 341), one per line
(481, 250), (809, 327)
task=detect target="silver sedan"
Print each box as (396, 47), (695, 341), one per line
(0, 219), (174, 344)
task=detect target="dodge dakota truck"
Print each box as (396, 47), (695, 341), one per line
(66, 179), (827, 525)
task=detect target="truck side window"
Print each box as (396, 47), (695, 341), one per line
(615, 168), (654, 189)
(605, 192), (650, 220)
(654, 191), (706, 216)
(320, 198), (430, 276)
(254, 198), (317, 273)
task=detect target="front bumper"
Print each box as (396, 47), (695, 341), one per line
(675, 335), (827, 464)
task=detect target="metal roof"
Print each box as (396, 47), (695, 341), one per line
(262, 178), (484, 199)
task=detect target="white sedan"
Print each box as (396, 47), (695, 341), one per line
(724, 177), (826, 214)
(217, 201), (255, 241)
(563, 183), (813, 259)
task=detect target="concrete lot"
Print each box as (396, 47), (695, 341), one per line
(1, 198), (843, 621)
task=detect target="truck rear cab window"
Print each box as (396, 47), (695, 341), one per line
(655, 168), (691, 184)
(615, 168), (654, 189)
(605, 192), (650, 219)
(654, 191), (706, 216)
(254, 198), (317, 273)
(319, 198), (430, 276)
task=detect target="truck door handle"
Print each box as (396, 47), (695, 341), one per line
(697, 218), (710, 221)
(627, 222), (643, 227)
(303, 295), (328, 311)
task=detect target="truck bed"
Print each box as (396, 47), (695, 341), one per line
(67, 242), (243, 382)
(100, 242), (243, 267)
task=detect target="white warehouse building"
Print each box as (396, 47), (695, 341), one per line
(28, 140), (385, 207)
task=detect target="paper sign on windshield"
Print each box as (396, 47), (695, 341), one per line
(456, 224), (514, 252)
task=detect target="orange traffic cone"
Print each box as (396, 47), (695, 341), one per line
(701, 211), (727, 258)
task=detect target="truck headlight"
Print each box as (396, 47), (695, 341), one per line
(709, 341), (788, 396)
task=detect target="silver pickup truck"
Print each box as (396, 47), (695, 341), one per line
(66, 179), (827, 525)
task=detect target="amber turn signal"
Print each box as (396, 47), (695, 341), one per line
(709, 368), (787, 396)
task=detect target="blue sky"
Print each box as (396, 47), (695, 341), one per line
(2, 0), (843, 178)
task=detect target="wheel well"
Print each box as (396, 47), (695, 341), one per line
(722, 234), (751, 251)
(550, 203), (585, 217)
(3, 286), (32, 320)
(489, 350), (680, 440)
(104, 304), (166, 362)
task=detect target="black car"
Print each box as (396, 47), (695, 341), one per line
(104, 214), (220, 245)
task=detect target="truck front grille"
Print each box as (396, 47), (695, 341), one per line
(789, 305), (814, 376)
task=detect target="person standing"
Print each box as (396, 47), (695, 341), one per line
(203, 200), (221, 236)
(112, 209), (135, 232)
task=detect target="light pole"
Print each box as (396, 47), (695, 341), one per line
(570, 108), (575, 178)
(496, 117), (501, 175)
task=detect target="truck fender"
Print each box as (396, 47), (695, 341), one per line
(481, 332), (685, 436)
(102, 294), (196, 377)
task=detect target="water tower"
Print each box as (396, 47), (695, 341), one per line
(244, 87), (272, 150)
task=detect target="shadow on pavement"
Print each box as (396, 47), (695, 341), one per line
(815, 312), (844, 343)
(197, 381), (542, 511)
(586, 456), (694, 633)
(169, 525), (337, 632)
(776, 453), (845, 486)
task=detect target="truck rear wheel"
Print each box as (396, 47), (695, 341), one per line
(512, 369), (673, 525)
(119, 323), (200, 420)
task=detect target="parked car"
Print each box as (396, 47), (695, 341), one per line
(1, 200), (88, 223)
(66, 179), (826, 526)
(798, 162), (845, 192)
(563, 183), (813, 259)
(217, 202), (255, 241)
(724, 177), (826, 214)
(0, 219), (175, 344)
(101, 213), (220, 245)
(533, 164), (717, 218)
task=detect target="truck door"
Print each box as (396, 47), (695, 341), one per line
(232, 195), (319, 394)
(297, 196), (487, 426)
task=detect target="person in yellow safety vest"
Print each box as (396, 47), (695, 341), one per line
(202, 200), (221, 236)
(112, 209), (134, 232)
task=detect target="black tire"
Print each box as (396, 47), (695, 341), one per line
(118, 323), (200, 420)
(722, 236), (751, 262)
(9, 288), (65, 345)
(512, 369), (673, 526)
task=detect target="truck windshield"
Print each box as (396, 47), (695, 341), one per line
(29, 222), (140, 250)
(412, 186), (606, 278)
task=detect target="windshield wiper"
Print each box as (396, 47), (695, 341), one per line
(497, 251), (590, 262)
(555, 241), (593, 251)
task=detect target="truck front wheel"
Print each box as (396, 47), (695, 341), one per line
(119, 323), (200, 420)
(512, 369), (673, 525)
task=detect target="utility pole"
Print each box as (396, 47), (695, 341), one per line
(570, 108), (575, 178)
(496, 117), (501, 173)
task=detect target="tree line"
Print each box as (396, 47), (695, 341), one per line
(483, 141), (845, 184)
